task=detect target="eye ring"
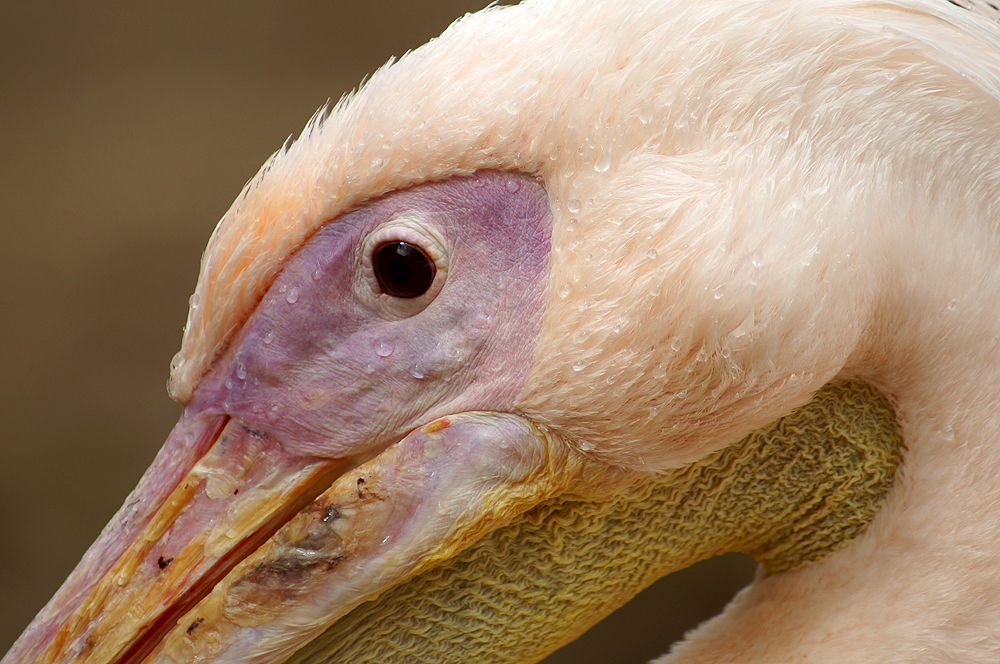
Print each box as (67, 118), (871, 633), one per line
(360, 217), (449, 318)
(372, 241), (436, 298)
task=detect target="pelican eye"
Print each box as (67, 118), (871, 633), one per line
(372, 241), (436, 298)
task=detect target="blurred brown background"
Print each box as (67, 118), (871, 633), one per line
(0, 2), (756, 662)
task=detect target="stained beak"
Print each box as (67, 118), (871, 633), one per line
(8, 408), (573, 664)
(1, 170), (567, 664)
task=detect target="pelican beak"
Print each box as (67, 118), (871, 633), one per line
(6, 171), (566, 664)
(11, 406), (573, 664)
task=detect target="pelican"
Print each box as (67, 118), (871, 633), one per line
(5, 0), (1000, 662)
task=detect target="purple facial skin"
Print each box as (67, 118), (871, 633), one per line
(7, 171), (554, 664)
(194, 169), (553, 461)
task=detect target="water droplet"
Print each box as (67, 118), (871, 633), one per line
(471, 313), (493, 330)
(375, 340), (394, 357)
(279, 284), (288, 294)
(713, 285), (725, 300)
(567, 218), (579, 232)
(612, 324), (621, 334)
(558, 283), (571, 300)
(572, 360), (587, 372)
(594, 151), (611, 173)
(189, 293), (200, 310)
(312, 269), (322, 281)
(579, 440), (595, 451)
(286, 287), (299, 304)
(263, 331), (274, 345)
(567, 199), (581, 213)
(749, 248), (763, 287)
(505, 178), (521, 193)
(236, 363), (247, 380)
(647, 249), (658, 260)
(409, 363), (426, 379)
(372, 158), (384, 168)
(948, 298), (958, 311)
(225, 379), (233, 390)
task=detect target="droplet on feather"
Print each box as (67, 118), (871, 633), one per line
(375, 340), (394, 357)
(731, 311), (755, 338)
(567, 199), (581, 213)
(594, 151), (611, 173)
(286, 288), (299, 304)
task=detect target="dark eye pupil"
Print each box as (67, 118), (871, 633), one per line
(373, 241), (436, 298)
